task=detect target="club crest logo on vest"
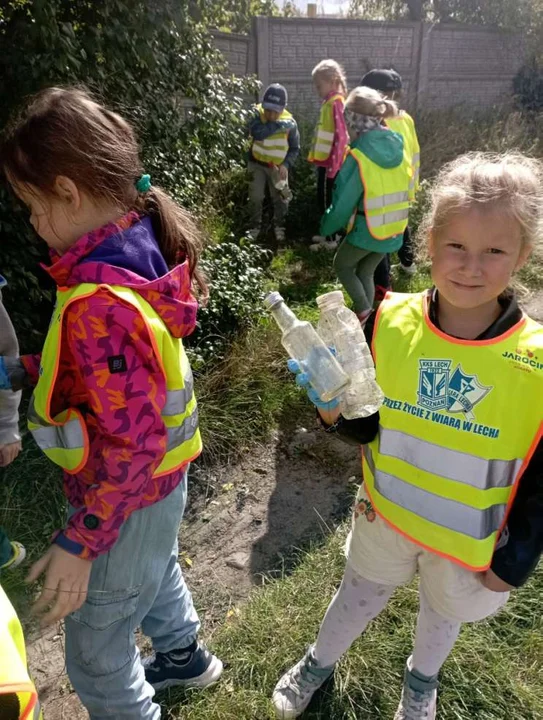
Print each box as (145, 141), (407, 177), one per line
(418, 359), (491, 420)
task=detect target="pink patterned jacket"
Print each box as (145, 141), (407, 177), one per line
(22, 212), (199, 560)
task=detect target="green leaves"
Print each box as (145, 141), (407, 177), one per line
(0, 1), (257, 347)
(186, 238), (271, 368)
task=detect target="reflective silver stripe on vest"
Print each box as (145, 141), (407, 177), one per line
(34, 700), (42, 719)
(167, 406), (199, 451)
(367, 208), (409, 228)
(365, 447), (506, 540)
(31, 417), (85, 451)
(317, 129), (335, 141)
(365, 191), (409, 210)
(379, 426), (522, 490)
(412, 152), (420, 165)
(252, 144), (288, 159)
(260, 138), (289, 148)
(163, 371), (194, 416)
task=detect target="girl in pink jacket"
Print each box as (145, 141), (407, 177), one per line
(1, 87), (222, 719)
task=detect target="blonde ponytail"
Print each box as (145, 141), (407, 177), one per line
(345, 86), (398, 119)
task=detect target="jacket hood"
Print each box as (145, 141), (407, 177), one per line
(353, 128), (404, 169)
(43, 212), (198, 338)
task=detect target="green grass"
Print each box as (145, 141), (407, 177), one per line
(159, 530), (543, 719)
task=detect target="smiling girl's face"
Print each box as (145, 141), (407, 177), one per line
(429, 206), (531, 312)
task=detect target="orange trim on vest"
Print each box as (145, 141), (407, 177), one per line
(0, 684), (38, 720)
(422, 292), (527, 346)
(498, 422), (543, 536)
(152, 449), (200, 479)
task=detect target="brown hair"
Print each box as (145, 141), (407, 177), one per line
(1, 87), (207, 298)
(312, 59), (347, 95)
(419, 151), (543, 256)
(344, 86), (398, 119)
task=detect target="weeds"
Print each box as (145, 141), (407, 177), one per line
(162, 531), (543, 719)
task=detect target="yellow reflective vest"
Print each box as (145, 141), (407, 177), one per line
(308, 93), (344, 163)
(251, 104), (293, 166)
(349, 147), (411, 240)
(28, 283), (202, 475)
(364, 291), (543, 571)
(0, 585), (42, 719)
(386, 112), (420, 201)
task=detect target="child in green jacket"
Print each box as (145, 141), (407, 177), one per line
(321, 87), (410, 325)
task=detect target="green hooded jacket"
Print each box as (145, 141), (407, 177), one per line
(320, 128), (406, 252)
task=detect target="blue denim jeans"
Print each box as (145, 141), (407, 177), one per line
(0, 526), (13, 567)
(65, 475), (200, 719)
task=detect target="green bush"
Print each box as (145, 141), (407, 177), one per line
(0, 0), (257, 342)
(186, 238), (271, 368)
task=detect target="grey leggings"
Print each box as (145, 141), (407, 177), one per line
(333, 239), (385, 314)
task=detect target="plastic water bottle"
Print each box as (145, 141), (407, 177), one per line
(264, 291), (349, 403)
(316, 290), (384, 418)
(271, 166), (293, 202)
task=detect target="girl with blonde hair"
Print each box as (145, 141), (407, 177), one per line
(321, 86), (411, 325)
(308, 59), (349, 250)
(273, 151), (543, 720)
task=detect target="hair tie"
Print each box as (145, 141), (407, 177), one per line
(136, 174), (151, 193)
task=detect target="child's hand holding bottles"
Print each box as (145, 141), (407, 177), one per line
(287, 359), (342, 426)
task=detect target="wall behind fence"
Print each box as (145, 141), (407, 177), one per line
(213, 17), (526, 115)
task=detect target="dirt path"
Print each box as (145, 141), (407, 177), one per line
(27, 425), (360, 719)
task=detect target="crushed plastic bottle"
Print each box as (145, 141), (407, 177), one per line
(264, 291), (349, 403)
(316, 290), (384, 418)
(271, 166), (293, 202)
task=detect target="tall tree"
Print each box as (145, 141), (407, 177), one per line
(348, 0), (543, 32)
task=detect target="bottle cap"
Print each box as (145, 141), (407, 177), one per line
(316, 290), (345, 310)
(264, 290), (284, 310)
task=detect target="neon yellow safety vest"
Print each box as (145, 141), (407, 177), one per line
(28, 283), (202, 476)
(364, 291), (543, 571)
(308, 93), (344, 163)
(251, 104), (293, 166)
(349, 147), (411, 240)
(386, 112), (420, 201)
(0, 585), (42, 719)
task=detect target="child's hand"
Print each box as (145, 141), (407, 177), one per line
(480, 569), (514, 593)
(0, 441), (21, 466)
(287, 359), (339, 422)
(27, 545), (92, 626)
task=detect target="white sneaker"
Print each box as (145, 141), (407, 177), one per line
(401, 262), (417, 276)
(394, 657), (438, 720)
(1, 541), (26, 570)
(323, 236), (339, 251)
(309, 236), (338, 252)
(392, 262), (417, 276)
(275, 227), (286, 243)
(272, 648), (334, 719)
(311, 235), (326, 244)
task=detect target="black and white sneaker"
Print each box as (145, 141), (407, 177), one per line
(143, 640), (223, 691)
